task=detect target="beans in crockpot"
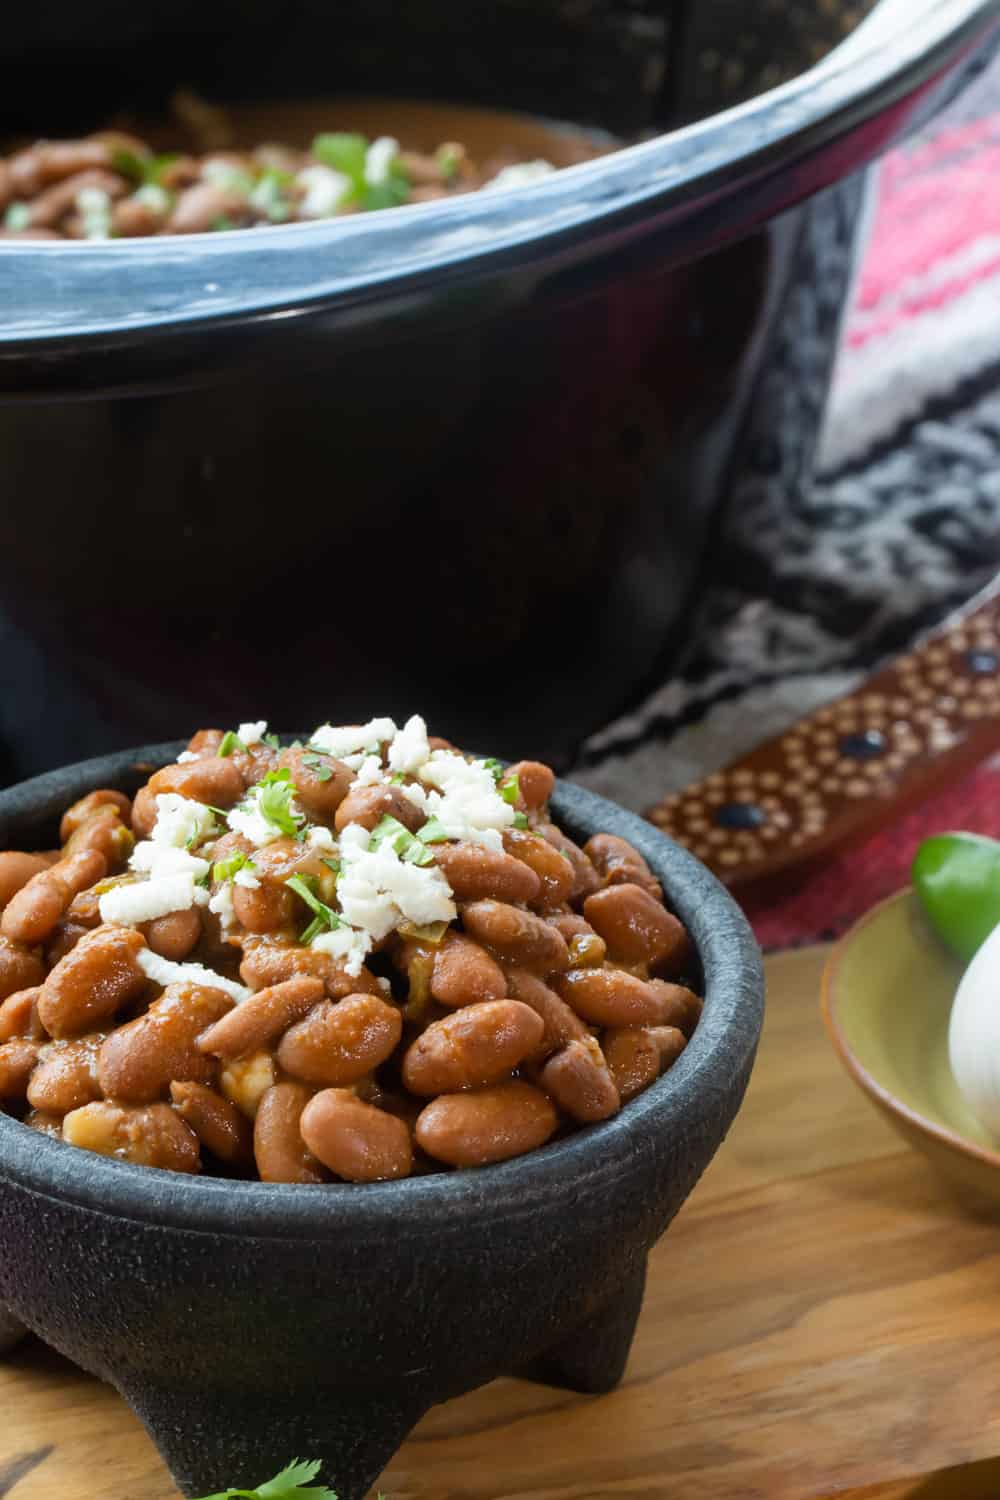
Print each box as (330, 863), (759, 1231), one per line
(0, 713), (700, 1180)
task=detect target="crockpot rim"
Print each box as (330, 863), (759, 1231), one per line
(0, 0), (997, 347)
(0, 740), (764, 1239)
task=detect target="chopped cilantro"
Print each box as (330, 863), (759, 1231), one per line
(481, 758), (503, 781)
(263, 732), (282, 750)
(217, 730), (246, 758)
(513, 811), (529, 829)
(194, 869), (211, 888)
(257, 769), (305, 838)
(416, 816), (450, 846)
(311, 132), (368, 191)
(499, 773), (521, 806)
(113, 148), (178, 186)
(302, 752), (334, 783)
(4, 202), (31, 232)
(213, 852), (254, 884)
(286, 873), (341, 943)
(212, 215), (237, 231)
(436, 143), (462, 181)
(320, 857), (341, 876)
(370, 814), (435, 866)
(389, 773), (406, 785)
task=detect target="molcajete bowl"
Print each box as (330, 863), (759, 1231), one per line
(0, 743), (763, 1499)
(1, 0), (999, 782)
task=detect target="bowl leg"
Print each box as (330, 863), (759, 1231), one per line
(124, 1378), (428, 1500)
(517, 1257), (647, 1394)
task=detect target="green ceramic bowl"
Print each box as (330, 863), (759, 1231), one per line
(822, 889), (1000, 1206)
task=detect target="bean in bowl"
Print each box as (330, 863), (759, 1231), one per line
(0, 717), (700, 1181)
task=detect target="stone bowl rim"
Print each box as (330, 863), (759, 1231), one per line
(0, 741), (764, 1240)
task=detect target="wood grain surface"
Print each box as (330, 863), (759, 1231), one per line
(4, 946), (1000, 1500)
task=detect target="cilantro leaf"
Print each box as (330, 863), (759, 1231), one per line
(286, 873), (341, 943)
(369, 814), (435, 866)
(416, 816), (450, 846)
(481, 758), (503, 782)
(311, 132), (367, 196)
(263, 733), (282, 750)
(213, 852), (254, 884)
(320, 857), (341, 876)
(302, 752), (334, 783)
(513, 811), (529, 829)
(193, 1456), (338, 1499)
(256, 769), (305, 838)
(218, 730), (247, 758)
(499, 773), (521, 806)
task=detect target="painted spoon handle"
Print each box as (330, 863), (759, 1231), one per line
(646, 581), (1000, 889)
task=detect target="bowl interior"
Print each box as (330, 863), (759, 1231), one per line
(823, 889), (1000, 1195)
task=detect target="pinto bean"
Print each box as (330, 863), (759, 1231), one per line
(602, 1027), (660, 1102)
(45, 921), (91, 966)
(540, 1037), (620, 1123)
(538, 823), (601, 903)
(97, 981), (232, 1104)
(554, 968), (667, 1027)
(0, 852), (51, 910)
(27, 168), (125, 228)
(186, 729), (226, 756)
(239, 938), (382, 999)
(402, 999), (543, 1096)
(148, 757), (245, 808)
(0, 937), (44, 1002)
(112, 197), (164, 237)
(300, 1089), (413, 1182)
(63, 807), (134, 868)
(27, 1034), (104, 1114)
(415, 1081), (558, 1167)
(141, 907), (203, 961)
(502, 830), (574, 910)
(219, 1049), (276, 1120)
(584, 834), (662, 899)
(38, 925), (147, 1038)
(504, 760), (555, 810)
(131, 785), (158, 838)
(280, 746), (354, 819)
(583, 883), (689, 970)
(198, 976), (324, 1060)
(503, 967), (588, 1058)
(647, 981), (703, 1037)
(0, 1038), (41, 1100)
(649, 1025), (688, 1071)
(62, 1100), (200, 1173)
(66, 886), (103, 928)
(60, 789), (132, 842)
(461, 901), (570, 975)
(277, 995), (402, 1087)
(229, 837), (316, 933)
(25, 1109), (63, 1139)
(0, 987), (43, 1043)
(11, 140), (112, 194)
(431, 842), (540, 904)
(430, 931), (506, 1008)
(253, 1081), (325, 1183)
(334, 784), (424, 834)
(167, 181), (248, 234)
(2, 848), (106, 945)
(170, 1080), (253, 1167)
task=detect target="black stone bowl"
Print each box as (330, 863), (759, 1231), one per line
(0, 745), (764, 1499)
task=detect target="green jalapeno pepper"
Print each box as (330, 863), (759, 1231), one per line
(912, 831), (1000, 962)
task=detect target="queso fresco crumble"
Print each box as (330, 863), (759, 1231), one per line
(0, 717), (702, 1183)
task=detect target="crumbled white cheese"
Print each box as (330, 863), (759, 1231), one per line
(337, 821), (456, 939)
(364, 137), (400, 187)
(77, 186), (112, 239)
(485, 160), (557, 192)
(377, 976), (392, 995)
(417, 751), (516, 851)
(176, 750), (199, 764)
(388, 714), (430, 775)
(310, 926), (372, 978)
(238, 720), (268, 747)
(202, 160), (250, 191)
(233, 865), (260, 889)
(307, 825), (338, 853)
(310, 718), (397, 760)
(297, 165), (352, 218)
(355, 755), (386, 787)
(130, 843), (209, 880)
(133, 183), (170, 215)
(208, 882), (236, 930)
(136, 947), (252, 1003)
(100, 873), (209, 926)
(149, 793), (217, 852)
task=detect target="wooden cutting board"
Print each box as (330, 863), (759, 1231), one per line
(5, 945), (1000, 1500)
